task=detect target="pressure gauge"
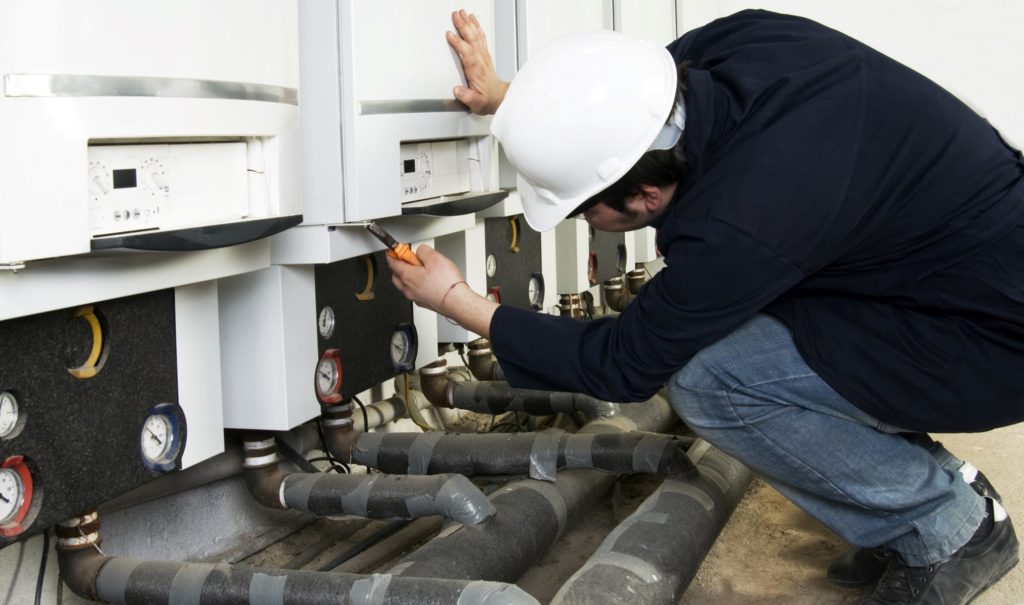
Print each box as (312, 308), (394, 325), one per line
(318, 306), (336, 339)
(528, 273), (545, 311)
(0, 456), (34, 537)
(390, 323), (418, 372)
(315, 349), (343, 404)
(486, 287), (502, 303)
(140, 403), (183, 472)
(486, 254), (497, 278)
(0, 392), (18, 439)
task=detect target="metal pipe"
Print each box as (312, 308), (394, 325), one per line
(55, 517), (540, 605)
(383, 392), (678, 582)
(466, 338), (500, 381)
(449, 381), (620, 419)
(352, 430), (697, 482)
(550, 441), (752, 604)
(602, 276), (630, 312)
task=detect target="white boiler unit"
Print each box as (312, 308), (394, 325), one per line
(298, 0), (505, 225)
(0, 0), (302, 266)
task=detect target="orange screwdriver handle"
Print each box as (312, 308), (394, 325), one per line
(387, 243), (422, 266)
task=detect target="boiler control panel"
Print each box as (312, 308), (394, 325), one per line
(87, 142), (249, 236)
(399, 139), (471, 204)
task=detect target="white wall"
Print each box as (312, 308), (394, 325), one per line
(677, 0), (1024, 146)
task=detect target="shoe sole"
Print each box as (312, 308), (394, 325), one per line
(966, 554), (1019, 604)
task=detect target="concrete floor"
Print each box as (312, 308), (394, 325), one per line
(680, 424), (1024, 604)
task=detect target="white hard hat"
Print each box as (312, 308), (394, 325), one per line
(490, 30), (679, 232)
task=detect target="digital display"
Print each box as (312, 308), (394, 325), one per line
(112, 168), (138, 189)
(403, 159), (416, 174)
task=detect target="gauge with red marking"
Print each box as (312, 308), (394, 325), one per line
(0, 456), (34, 537)
(315, 349), (343, 404)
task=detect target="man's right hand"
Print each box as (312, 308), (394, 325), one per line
(447, 9), (508, 115)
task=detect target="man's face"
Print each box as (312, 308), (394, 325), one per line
(582, 200), (649, 232)
(581, 183), (677, 232)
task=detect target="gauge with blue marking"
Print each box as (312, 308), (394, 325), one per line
(140, 403), (184, 472)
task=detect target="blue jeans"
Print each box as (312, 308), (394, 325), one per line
(669, 314), (985, 566)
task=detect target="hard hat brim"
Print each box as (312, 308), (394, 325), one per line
(516, 173), (586, 232)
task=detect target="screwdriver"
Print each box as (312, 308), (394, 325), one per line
(364, 221), (423, 266)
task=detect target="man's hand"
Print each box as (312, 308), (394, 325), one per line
(387, 244), (498, 338)
(447, 9), (508, 115)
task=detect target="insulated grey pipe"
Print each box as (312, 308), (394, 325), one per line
(550, 441), (752, 604)
(57, 547), (540, 605)
(280, 472), (496, 526)
(98, 395), (429, 516)
(449, 381), (619, 420)
(352, 431), (697, 482)
(384, 393), (678, 582)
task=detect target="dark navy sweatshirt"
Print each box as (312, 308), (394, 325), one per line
(490, 10), (1024, 432)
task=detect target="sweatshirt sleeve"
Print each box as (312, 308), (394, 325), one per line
(489, 220), (805, 402)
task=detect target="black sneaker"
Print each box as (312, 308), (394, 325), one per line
(827, 469), (1002, 588)
(862, 499), (1019, 604)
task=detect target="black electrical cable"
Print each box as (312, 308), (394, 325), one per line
(351, 395), (370, 433)
(276, 438), (323, 474)
(34, 530), (49, 605)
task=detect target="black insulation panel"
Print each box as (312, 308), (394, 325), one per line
(591, 228), (628, 285)
(484, 215), (543, 309)
(0, 290), (180, 547)
(314, 252), (415, 400)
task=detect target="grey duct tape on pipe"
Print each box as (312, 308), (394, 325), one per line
(529, 428), (563, 481)
(249, 572), (287, 605)
(96, 558), (139, 603)
(354, 432), (385, 469)
(507, 481), (568, 535)
(458, 581), (537, 605)
(342, 474), (379, 517)
(632, 434), (674, 474)
(700, 464), (730, 496)
(661, 478), (716, 511)
(282, 473), (322, 513)
(687, 439), (712, 465)
(169, 562), (221, 604)
(350, 573), (393, 605)
(428, 474), (497, 525)
(407, 431), (444, 475)
(388, 561), (415, 577)
(589, 415), (638, 433)
(563, 434), (594, 469)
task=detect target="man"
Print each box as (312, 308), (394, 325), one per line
(388, 9), (1022, 604)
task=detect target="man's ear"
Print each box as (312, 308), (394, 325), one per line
(638, 184), (664, 213)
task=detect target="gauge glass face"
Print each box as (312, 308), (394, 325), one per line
(0, 468), (25, 524)
(485, 254), (497, 277)
(391, 330), (411, 366)
(0, 392), (17, 438)
(141, 415), (173, 462)
(318, 306), (336, 339)
(486, 292), (498, 302)
(317, 357), (339, 394)
(528, 276), (543, 307)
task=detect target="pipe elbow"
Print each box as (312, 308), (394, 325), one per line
(242, 435), (288, 510)
(419, 360), (453, 408)
(55, 513), (106, 602)
(467, 338), (499, 381)
(321, 403), (356, 463)
(602, 277), (630, 312)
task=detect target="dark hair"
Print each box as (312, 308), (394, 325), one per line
(569, 61), (689, 218)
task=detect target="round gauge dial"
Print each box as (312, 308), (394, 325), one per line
(486, 254), (497, 278)
(139, 404), (183, 472)
(0, 392), (18, 439)
(390, 324), (418, 372)
(0, 468), (24, 525)
(315, 349), (343, 404)
(0, 456), (33, 537)
(318, 306), (336, 339)
(486, 287), (501, 303)
(528, 274), (545, 310)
